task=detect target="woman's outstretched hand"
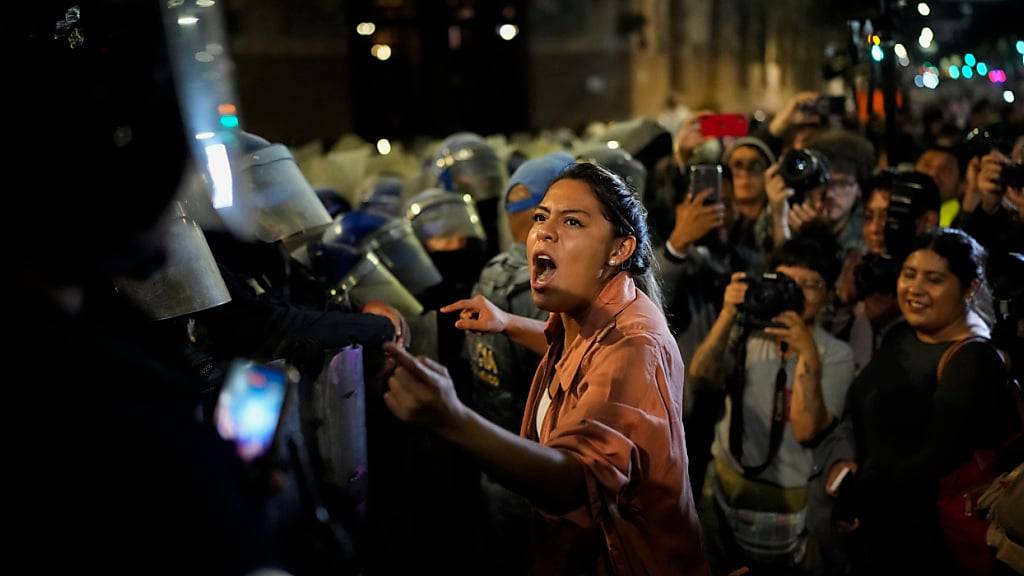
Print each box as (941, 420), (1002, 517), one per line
(441, 294), (510, 334)
(383, 343), (467, 436)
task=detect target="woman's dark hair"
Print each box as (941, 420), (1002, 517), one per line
(770, 221), (843, 289)
(550, 161), (663, 311)
(906, 228), (993, 325)
(906, 228), (987, 290)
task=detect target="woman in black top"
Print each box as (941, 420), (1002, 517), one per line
(821, 229), (1020, 575)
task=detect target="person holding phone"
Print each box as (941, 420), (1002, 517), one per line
(380, 162), (708, 575)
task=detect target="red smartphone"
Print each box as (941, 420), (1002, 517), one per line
(699, 114), (749, 138)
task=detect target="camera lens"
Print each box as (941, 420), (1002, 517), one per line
(779, 149), (831, 205)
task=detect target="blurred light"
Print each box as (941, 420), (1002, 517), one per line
(1004, 91), (1015, 104)
(917, 2), (930, 15)
(371, 44), (392, 61)
(206, 43), (224, 55)
(918, 27), (933, 49)
(894, 43), (908, 58)
(409, 204), (421, 216)
(948, 66), (960, 79)
(923, 72), (939, 89)
(871, 35), (881, 46)
(195, 132), (215, 141)
(376, 138), (392, 155)
(898, 56), (910, 67)
(498, 24), (518, 41)
(196, 0), (215, 6)
(177, 16), (199, 26)
(961, 65), (973, 79)
(914, 75), (925, 88)
(1017, 40), (1024, 55)
(463, 194), (473, 203)
(205, 144), (234, 208)
(607, 140), (621, 150)
(194, 51), (214, 63)
(219, 115), (239, 128)
(218, 103), (237, 115)
(976, 62), (988, 76)
(989, 69), (1007, 83)
(871, 45), (884, 62)
(356, 22), (376, 36)
(964, 53), (976, 66)
(754, 110), (767, 122)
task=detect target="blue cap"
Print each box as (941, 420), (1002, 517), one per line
(505, 152), (575, 214)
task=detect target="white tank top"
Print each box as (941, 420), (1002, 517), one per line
(535, 386), (553, 436)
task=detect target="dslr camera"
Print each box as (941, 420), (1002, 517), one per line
(964, 124), (1024, 190)
(740, 272), (806, 329)
(779, 149), (831, 205)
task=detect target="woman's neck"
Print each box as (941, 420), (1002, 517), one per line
(916, 315), (976, 344)
(561, 312), (584, 351)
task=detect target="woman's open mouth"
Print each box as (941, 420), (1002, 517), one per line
(532, 252), (557, 290)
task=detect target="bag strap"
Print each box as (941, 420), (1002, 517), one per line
(937, 336), (1024, 423)
(936, 336), (989, 382)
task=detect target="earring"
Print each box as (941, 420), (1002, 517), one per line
(608, 259), (616, 266)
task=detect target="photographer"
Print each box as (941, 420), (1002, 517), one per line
(765, 130), (875, 256)
(838, 171), (941, 371)
(755, 92), (827, 160)
(955, 132), (1024, 255)
(689, 225), (853, 574)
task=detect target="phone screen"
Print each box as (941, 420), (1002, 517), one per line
(215, 360), (289, 461)
(688, 164), (723, 205)
(699, 114), (749, 138)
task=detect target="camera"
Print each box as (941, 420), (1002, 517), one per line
(1002, 162), (1024, 190)
(803, 95), (846, 117)
(740, 272), (806, 329)
(884, 177), (924, 261)
(854, 253), (900, 298)
(963, 125), (1024, 191)
(779, 149), (831, 205)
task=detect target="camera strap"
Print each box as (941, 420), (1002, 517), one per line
(728, 340), (789, 478)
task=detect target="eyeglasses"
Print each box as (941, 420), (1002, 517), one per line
(727, 160), (768, 175)
(798, 279), (826, 290)
(827, 178), (858, 196)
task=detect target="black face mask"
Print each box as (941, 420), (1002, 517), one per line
(419, 241), (487, 309)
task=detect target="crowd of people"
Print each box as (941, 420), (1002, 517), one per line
(15, 1), (1023, 575)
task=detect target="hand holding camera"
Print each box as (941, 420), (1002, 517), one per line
(721, 272), (750, 319)
(978, 150), (1024, 211)
(764, 310), (816, 357)
(768, 91), (821, 138)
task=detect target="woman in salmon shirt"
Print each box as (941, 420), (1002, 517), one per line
(384, 162), (708, 575)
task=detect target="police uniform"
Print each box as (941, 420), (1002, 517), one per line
(465, 244), (549, 431)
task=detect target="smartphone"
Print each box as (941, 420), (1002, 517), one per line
(699, 114), (749, 138)
(832, 469), (859, 525)
(214, 360), (293, 462)
(688, 164), (723, 205)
